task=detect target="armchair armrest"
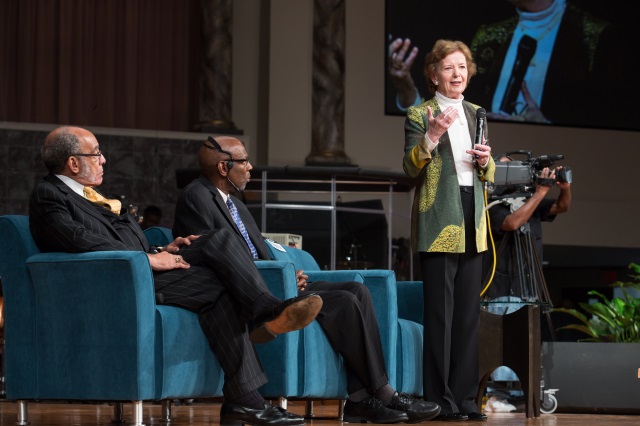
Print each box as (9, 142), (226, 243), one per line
(397, 280), (424, 325)
(255, 260), (299, 299)
(395, 280), (425, 395)
(305, 270), (364, 284)
(24, 250), (157, 400)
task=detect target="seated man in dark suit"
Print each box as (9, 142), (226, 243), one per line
(172, 136), (442, 423)
(29, 126), (324, 426)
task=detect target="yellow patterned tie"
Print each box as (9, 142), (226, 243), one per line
(83, 187), (122, 215)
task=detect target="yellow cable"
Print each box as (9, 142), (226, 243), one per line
(480, 187), (496, 297)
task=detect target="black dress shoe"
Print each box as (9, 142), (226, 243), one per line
(466, 412), (488, 421)
(220, 400), (304, 425)
(384, 392), (441, 423)
(250, 293), (323, 343)
(434, 412), (469, 422)
(343, 396), (409, 424)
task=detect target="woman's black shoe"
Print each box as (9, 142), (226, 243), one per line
(434, 412), (469, 422)
(466, 412), (488, 421)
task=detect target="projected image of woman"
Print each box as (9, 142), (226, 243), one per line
(388, 0), (631, 129)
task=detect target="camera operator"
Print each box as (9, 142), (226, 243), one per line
(484, 154), (572, 299)
(481, 153), (571, 413)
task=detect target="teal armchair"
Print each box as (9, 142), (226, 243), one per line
(266, 244), (425, 396)
(0, 216), (223, 425)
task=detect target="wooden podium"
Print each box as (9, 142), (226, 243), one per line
(477, 303), (542, 418)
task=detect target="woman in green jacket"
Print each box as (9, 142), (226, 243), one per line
(401, 39), (495, 422)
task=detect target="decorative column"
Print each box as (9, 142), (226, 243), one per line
(306, 0), (351, 166)
(197, 0), (241, 134)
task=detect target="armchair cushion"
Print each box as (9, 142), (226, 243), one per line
(143, 226), (174, 247)
(154, 305), (223, 399)
(266, 241), (321, 271)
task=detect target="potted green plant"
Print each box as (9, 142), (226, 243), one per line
(552, 262), (640, 342)
(540, 263), (640, 413)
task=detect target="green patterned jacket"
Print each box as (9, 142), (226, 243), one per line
(403, 97), (495, 253)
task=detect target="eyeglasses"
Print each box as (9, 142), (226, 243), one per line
(71, 150), (103, 158)
(231, 158), (250, 165)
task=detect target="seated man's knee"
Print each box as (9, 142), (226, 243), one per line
(337, 283), (370, 303)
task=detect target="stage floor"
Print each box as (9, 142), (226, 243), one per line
(0, 400), (638, 425)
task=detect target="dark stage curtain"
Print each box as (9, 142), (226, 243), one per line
(0, 0), (201, 131)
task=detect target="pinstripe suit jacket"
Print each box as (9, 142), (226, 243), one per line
(173, 176), (271, 260)
(29, 174), (149, 253)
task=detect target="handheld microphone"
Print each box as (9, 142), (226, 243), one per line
(500, 35), (537, 115)
(473, 108), (486, 160)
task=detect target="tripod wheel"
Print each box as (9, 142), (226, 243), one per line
(540, 394), (558, 414)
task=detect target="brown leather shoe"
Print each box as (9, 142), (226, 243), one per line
(250, 293), (323, 343)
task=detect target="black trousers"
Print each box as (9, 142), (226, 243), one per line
(420, 189), (482, 415)
(153, 228), (270, 399)
(306, 281), (389, 394)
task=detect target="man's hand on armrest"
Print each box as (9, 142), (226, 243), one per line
(146, 251), (190, 271)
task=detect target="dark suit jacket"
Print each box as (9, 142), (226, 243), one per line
(173, 176), (272, 260)
(29, 174), (149, 253)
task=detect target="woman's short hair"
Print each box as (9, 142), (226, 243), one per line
(423, 39), (477, 95)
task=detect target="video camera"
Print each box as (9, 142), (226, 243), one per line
(489, 150), (572, 199)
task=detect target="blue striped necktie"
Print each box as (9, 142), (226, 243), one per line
(226, 197), (259, 259)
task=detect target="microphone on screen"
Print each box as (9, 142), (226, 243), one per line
(500, 35), (537, 115)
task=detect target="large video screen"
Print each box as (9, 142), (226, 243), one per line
(385, 0), (637, 132)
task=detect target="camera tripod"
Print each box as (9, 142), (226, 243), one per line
(488, 221), (557, 340)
